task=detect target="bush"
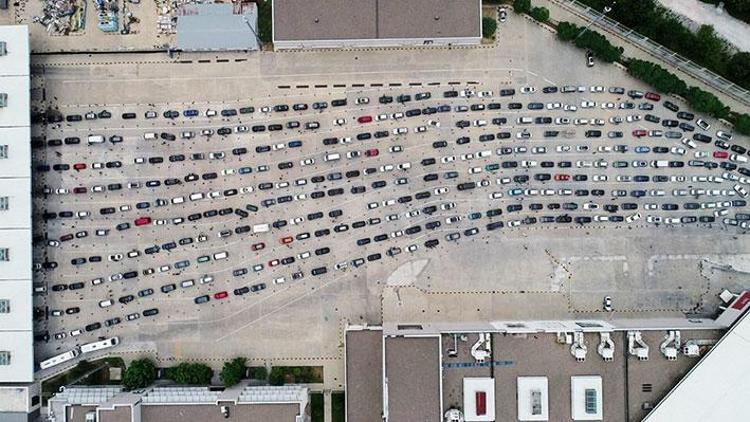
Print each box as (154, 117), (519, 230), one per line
(529, 6), (550, 23)
(268, 367), (285, 386)
(248, 366), (268, 381)
(556, 21), (622, 63)
(482, 16), (497, 39)
(513, 0), (531, 14)
(735, 114), (750, 136)
(684, 87), (729, 119)
(627, 59), (687, 96)
(727, 52), (750, 90)
(257, 0), (273, 43)
(122, 359), (156, 391)
(219, 358), (246, 387)
(166, 363), (213, 385)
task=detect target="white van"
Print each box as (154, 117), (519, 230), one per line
(213, 251), (228, 260)
(143, 132), (158, 141)
(324, 153), (341, 162)
(87, 135), (105, 144)
(189, 192), (205, 201)
(252, 223), (270, 233)
(98, 299), (113, 308)
(180, 279), (195, 288)
(171, 196), (185, 204)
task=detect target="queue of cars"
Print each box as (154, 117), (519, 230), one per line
(33, 83), (749, 347)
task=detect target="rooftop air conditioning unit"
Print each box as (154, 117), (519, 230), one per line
(0, 41), (6, 56)
(0, 93), (7, 108)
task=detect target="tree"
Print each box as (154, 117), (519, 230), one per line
(482, 16), (497, 39)
(269, 367), (285, 386)
(684, 87), (729, 119)
(529, 7), (550, 23)
(122, 359), (156, 391)
(219, 358), (247, 387)
(257, 0), (273, 43)
(556, 21), (579, 41)
(627, 59), (687, 96)
(727, 52), (750, 90)
(735, 113), (750, 136)
(513, 0), (531, 14)
(166, 363), (213, 385)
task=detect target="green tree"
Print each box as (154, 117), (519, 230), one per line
(268, 367), (285, 386)
(529, 6), (550, 23)
(219, 358), (247, 387)
(684, 87), (729, 119)
(734, 113), (750, 136)
(257, 0), (273, 43)
(627, 59), (687, 95)
(513, 0), (531, 14)
(166, 363), (213, 385)
(556, 21), (579, 41)
(482, 16), (497, 39)
(692, 25), (730, 74)
(727, 52), (750, 90)
(122, 359), (156, 391)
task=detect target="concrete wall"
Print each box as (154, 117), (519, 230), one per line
(274, 36), (480, 50)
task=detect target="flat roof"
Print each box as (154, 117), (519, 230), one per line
(273, 0), (480, 42)
(345, 328), (383, 422)
(384, 336), (442, 422)
(0, 26), (30, 77)
(643, 310), (750, 422)
(140, 403), (301, 422)
(176, 3), (259, 51)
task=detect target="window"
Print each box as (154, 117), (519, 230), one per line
(584, 389), (598, 414)
(0, 352), (10, 366)
(0, 145), (7, 159)
(0, 248), (7, 261)
(0, 299), (9, 313)
(0, 196), (8, 211)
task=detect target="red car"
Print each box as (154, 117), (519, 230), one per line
(213, 291), (228, 300)
(280, 236), (293, 245)
(73, 187), (87, 194)
(134, 216), (152, 226)
(357, 115), (373, 124)
(645, 92), (661, 101)
(713, 151), (729, 159)
(268, 259), (280, 267)
(73, 163), (87, 171)
(554, 174), (570, 181)
(365, 148), (379, 157)
(632, 129), (647, 138)
(59, 233), (74, 242)
(251, 242), (265, 251)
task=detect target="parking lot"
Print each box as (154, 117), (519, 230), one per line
(29, 13), (750, 385)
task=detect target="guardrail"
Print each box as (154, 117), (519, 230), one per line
(549, 0), (750, 107)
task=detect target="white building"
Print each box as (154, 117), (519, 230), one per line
(0, 25), (33, 385)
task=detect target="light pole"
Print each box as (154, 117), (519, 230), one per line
(574, 1), (616, 40)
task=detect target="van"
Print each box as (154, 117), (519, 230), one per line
(213, 251), (228, 260)
(180, 279), (195, 288)
(171, 196), (185, 204)
(516, 117), (533, 124)
(252, 223), (270, 233)
(189, 192), (204, 202)
(651, 160), (669, 168)
(143, 132), (158, 140)
(87, 135), (105, 144)
(99, 299), (113, 308)
(324, 153), (341, 162)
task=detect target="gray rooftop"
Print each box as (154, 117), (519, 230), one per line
(176, 3), (259, 51)
(273, 0), (481, 41)
(384, 336), (442, 422)
(345, 328), (383, 422)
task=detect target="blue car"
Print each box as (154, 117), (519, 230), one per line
(288, 140), (303, 148)
(634, 146), (650, 153)
(238, 166), (253, 175)
(467, 212), (482, 220)
(183, 109), (199, 117)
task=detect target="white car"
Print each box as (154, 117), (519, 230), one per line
(393, 127), (408, 135)
(108, 254), (123, 262)
(580, 100), (596, 108)
(601, 102), (615, 109)
(555, 117), (570, 125)
(392, 112), (404, 120)
(300, 158), (315, 166)
(382, 199), (396, 207)
(397, 162), (411, 170)
(478, 90), (493, 97)
(298, 251), (311, 259)
(520, 86), (536, 94)
(272, 143), (285, 151)
(376, 114), (389, 121)
(694, 151), (708, 158)
(99, 299), (113, 308)
(593, 175), (608, 182)
(290, 217), (304, 225)
(434, 187), (449, 195)
(390, 145), (403, 153)
(347, 151), (361, 159)
(380, 164), (395, 172)
(461, 153), (475, 161)
(406, 244), (419, 253)
(334, 118), (346, 126)
(221, 168), (236, 176)
(670, 146), (686, 155)
(556, 145), (571, 152)
(240, 186), (254, 194)
(590, 86), (605, 93)
(547, 103), (562, 110)
(356, 97), (370, 104)
(428, 119), (441, 127)
(441, 202), (457, 211)
(473, 120), (487, 127)
(468, 167), (482, 174)
(564, 104), (578, 112)
(489, 192), (503, 199)
(414, 126), (427, 133)
(441, 156), (456, 164)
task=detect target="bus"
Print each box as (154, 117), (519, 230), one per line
(39, 349), (80, 370)
(80, 337), (119, 354)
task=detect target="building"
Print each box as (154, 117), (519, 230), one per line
(272, 0), (482, 50)
(345, 291), (750, 422)
(48, 384), (310, 422)
(0, 25), (32, 385)
(176, 3), (259, 52)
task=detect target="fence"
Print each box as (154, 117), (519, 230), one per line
(549, 0), (750, 107)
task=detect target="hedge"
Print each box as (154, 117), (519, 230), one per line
(482, 16), (497, 39)
(529, 6), (550, 23)
(556, 21), (622, 63)
(166, 363), (213, 385)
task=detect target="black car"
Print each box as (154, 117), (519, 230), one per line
(143, 308), (159, 317)
(85, 322), (102, 332)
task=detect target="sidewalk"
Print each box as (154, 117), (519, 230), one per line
(536, 0), (750, 111)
